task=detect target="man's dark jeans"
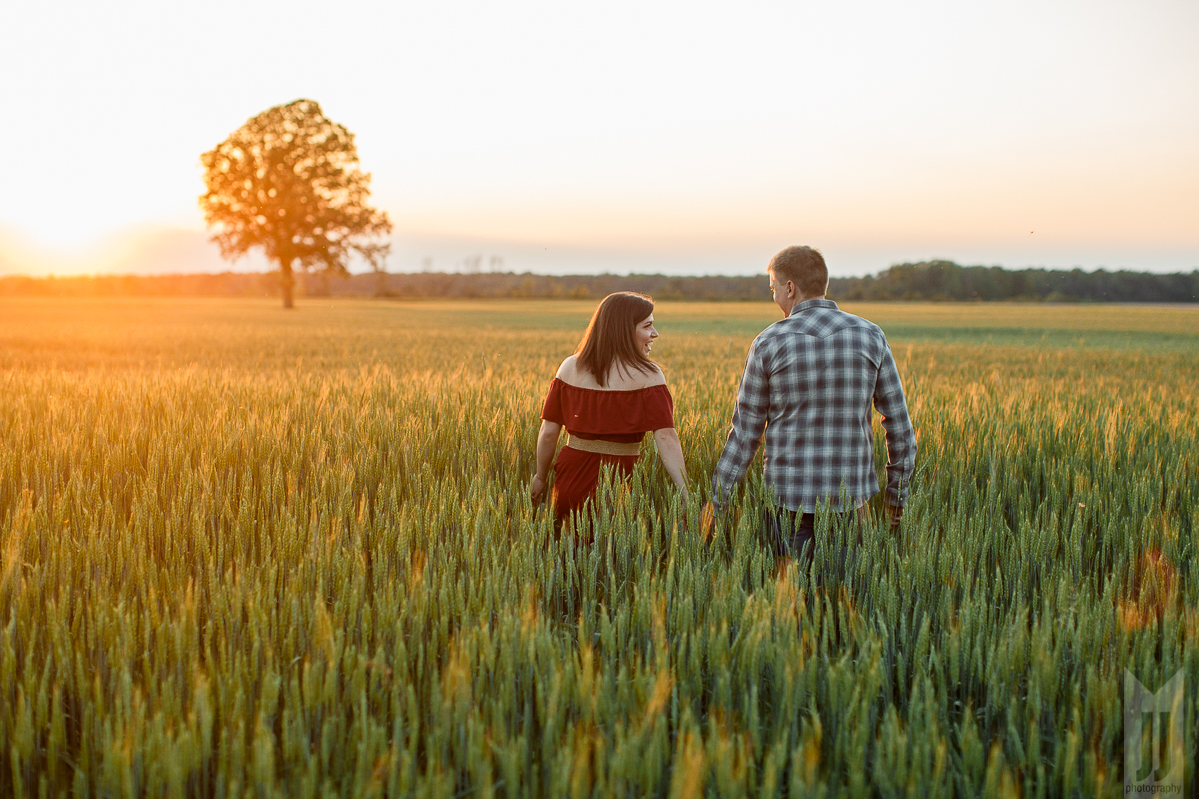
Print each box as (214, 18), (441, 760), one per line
(763, 507), (864, 562)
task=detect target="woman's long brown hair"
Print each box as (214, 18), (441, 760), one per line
(575, 292), (656, 387)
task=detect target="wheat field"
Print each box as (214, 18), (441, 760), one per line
(1, 296), (1196, 797)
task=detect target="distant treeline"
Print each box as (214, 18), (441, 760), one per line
(834, 261), (1198, 303)
(3, 260), (1196, 302)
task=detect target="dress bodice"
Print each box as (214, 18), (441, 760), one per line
(540, 377), (675, 442)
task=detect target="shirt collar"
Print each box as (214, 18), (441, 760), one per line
(787, 297), (838, 317)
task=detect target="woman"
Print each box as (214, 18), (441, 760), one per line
(530, 292), (688, 523)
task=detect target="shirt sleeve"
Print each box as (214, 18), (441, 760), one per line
(712, 337), (770, 508)
(643, 386), (675, 431)
(873, 340), (916, 506)
(540, 378), (566, 425)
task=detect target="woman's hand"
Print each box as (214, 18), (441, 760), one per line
(530, 474), (548, 505)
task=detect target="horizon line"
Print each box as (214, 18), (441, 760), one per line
(4, 262), (1199, 281)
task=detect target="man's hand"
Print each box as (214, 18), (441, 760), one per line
(885, 502), (903, 531)
(530, 474), (548, 505)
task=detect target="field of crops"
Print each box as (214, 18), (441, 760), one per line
(2, 295), (1197, 797)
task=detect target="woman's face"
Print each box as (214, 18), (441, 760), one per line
(635, 314), (659, 355)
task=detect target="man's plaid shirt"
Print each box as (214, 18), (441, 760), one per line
(713, 299), (916, 513)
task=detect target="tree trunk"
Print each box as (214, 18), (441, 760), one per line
(280, 259), (295, 309)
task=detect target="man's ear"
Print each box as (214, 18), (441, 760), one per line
(786, 280), (797, 298)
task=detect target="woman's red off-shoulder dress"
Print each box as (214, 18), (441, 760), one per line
(540, 377), (675, 521)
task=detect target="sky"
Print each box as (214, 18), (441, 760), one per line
(1, 0), (1196, 278)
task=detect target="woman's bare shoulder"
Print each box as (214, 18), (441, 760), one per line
(555, 355), (579, 379)
(556, 355), (603, 388)
(610, 362), (666, 391)
(641, 363), (667, 388)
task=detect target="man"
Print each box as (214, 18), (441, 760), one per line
(711, 245), (916, 558)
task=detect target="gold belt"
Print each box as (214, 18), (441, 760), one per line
(566, 434), (641, 457)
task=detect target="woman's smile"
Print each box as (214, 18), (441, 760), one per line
(637, 314), (659, 355)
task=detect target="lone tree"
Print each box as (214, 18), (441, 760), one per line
(199, 99), (391, 308)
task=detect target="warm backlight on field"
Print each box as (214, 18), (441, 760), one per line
(1, 297), (1196, 796)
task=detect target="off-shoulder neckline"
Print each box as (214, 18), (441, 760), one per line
(551, 376), (669, 394)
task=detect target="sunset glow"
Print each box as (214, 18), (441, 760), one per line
(1, 0), (1196, 276)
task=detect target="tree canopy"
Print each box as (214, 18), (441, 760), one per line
(199, 99), (391, 307)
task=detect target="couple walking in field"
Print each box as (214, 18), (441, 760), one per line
(529, 245), (917, 559)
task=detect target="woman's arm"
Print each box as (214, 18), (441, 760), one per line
(652, 427), (689, 502)
(530, 420), (563, 504)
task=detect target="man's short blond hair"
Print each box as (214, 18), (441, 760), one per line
(768, 246), (828, 299)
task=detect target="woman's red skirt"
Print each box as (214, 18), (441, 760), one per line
(552, 446), (639, 521)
